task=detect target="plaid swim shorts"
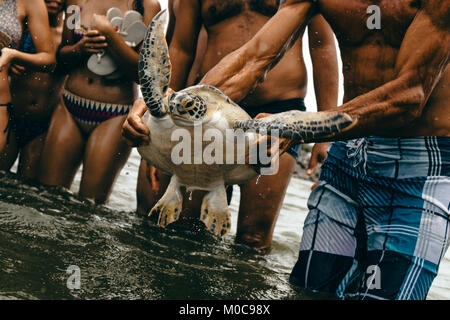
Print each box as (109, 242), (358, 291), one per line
(289, 136), (450, 300)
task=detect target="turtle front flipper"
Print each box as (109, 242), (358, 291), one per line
(139, 9), (171, 117)
(200, 184), (231, 237)
(234, 110), (357, 142)
(149, 176), (182, 228)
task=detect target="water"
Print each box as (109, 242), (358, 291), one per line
(0, 150), (448, 300)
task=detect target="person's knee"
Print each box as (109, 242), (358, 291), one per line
(235, 228), (271, 253)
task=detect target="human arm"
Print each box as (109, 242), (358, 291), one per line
(233, 1), (450, 144)
(200, 0), (316, 102)
(57, 0), (109, 72)
(328, 0), (449, 139)
(121, 0), (202, 145)
(306, 14), (339, 174)
(91, 0), (161, 82)
(122, 98), (151, 146)
(168, 0), (202, 91)
(166, 0), (176, 45)
(0, 0), (55, 72)
(310, 0), (447, 140)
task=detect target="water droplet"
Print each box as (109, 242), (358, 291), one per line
(188, 191), (193, 201)
(256, 175), (261, 185)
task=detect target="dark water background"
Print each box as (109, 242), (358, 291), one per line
(0, 150), (448, 300)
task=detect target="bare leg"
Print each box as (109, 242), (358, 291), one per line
(236, 152), (296, 252)
(136, 160), (171, 216)
(39, 104), (85, 188)
(137, 159), (207, 219)
(0, 106), (10, 153)
(0, 129), (18, 171)
(79, 115), (131, 204)
(17, 133), (47, 180)
(179, 187), (207, 218)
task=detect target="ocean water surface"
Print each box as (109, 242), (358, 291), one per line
(0, 150), (448, 299)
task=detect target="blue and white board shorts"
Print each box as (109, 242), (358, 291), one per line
(289, 137), (450, 300)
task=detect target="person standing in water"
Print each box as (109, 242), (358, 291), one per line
(0, 0), (56, 154)
(38, 0), (161, 204)
(124, 0), (450, 300)
(124, 0), (339, 252)
(194, 0), (450, 300)
(0, 0), (67, 179)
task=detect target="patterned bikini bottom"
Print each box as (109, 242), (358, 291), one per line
(62, 89), (132, 134)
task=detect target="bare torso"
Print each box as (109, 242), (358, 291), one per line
(0, 0), (26, 105)
(65, 0), (139, 105)
(319, 0), (449, 136)
(199, 0), (307, 109)
(10, 20), (65, 123)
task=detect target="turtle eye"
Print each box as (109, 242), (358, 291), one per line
(176, 103), (187, 114)
(183, 100), (194, 110)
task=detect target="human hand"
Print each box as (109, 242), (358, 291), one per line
(92, 14), (114, 36)
(122, 89), (175, 147)
(307, 142), (329, 190)
(0, 48), (17, 72)
(76, 30), (108, 54)
(252, 112), (297, 157)
(122, 99), (151, 147)
(254, 112), (272, 119)
(307, 142), (330, 176)
(9, 63), (26, 76)
(244, 113), (298, 173)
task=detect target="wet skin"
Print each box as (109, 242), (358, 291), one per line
(201, 0), (450, 139)
(195, 0), (450, 299)
(38, 0), (161, 204)
(134, 0), (339, 252)
(0, 0), (66, 179)
(0, 0), (55, 153)
(323, 0), (449, 137)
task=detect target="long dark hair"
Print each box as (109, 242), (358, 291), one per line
(134, 0), (144, 14)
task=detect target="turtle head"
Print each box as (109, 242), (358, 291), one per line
(169, 92), (207, 124)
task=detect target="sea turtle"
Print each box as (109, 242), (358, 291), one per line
(137, 10), (356, 237)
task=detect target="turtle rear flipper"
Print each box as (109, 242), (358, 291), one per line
(149, 176), (182, 227)
(234, 110), (357, 142)
(139, 10), (171, 117)
(200, 184), (231, 237)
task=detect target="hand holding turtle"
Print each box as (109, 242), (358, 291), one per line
(122, 98), (151, 147)
(249, 112), (299, 164)
(122, 88), (175, 147)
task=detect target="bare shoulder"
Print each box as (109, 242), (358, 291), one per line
(20, 0), (46, 13)
(142, 0), (161, 13)
(141, 0), (162, 24)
